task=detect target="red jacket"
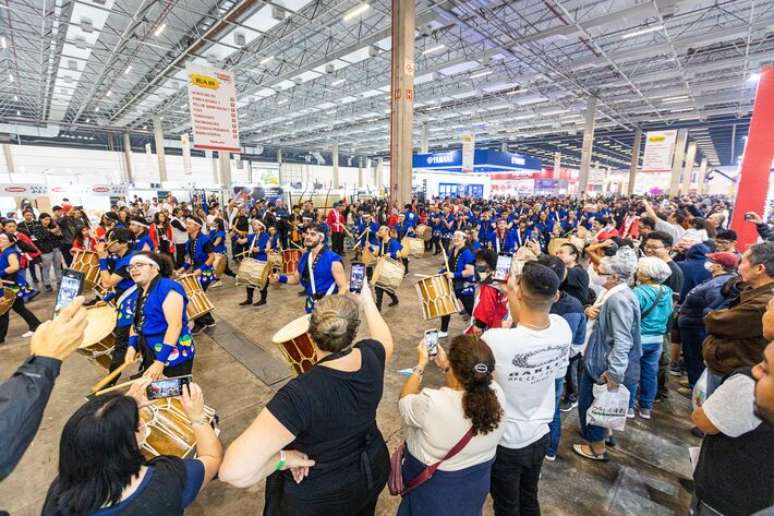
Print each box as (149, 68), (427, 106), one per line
(466, 283), (509, 334)
(14, 231), (40, 268)
(71, 236), (97, 253)
(326, 209), (345, 233)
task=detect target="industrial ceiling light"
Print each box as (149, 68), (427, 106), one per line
(661, 95), (689, 103)
(748, 73), (761, 82)
(154, 23), (166, 37)
(16, 110), (20, 116)
(343, 3), (370, 22)
(13, 95), (17, 101)
(0, 36), (6, 49)
(106, 90), (112, 97)
(95, 107), (100, 112)
(670, 107), (693, 113)
(470, 69), (493, 79)
(621, 24), (664, 39)
(260, 56), (274, 65)
(8, 73), (12, 82)
(423, 44), (445, 55)
(331, 78), (346, 86)
(124, 65), (132, 74)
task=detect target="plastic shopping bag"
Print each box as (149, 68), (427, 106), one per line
(586, 383), (630, 431)
(692, 369), (708, 410)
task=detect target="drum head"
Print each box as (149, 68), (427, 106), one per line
(272, 314), (312, 344)
(80, 305), (117, 349)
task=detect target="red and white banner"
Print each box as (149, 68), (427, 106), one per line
(0, 183), (48, 196)
(186, 63), (240, 153)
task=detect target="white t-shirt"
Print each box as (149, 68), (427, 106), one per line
(399, 384), (506, 471)
(483, 315), (572, 449)
(702, 374), (761, 438)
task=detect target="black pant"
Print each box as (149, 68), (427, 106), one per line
(109, 325), (131, 373)
(490, 433), (550, 516)
(0, 297), (41, 341)
(375, 286), (398, 311)
(174, 244), (187, 268)
(194, 281), (215, 327)
(60, 243), (74, 267)
(28, 261), (39, 282)
(245, 284), (268, 303)
(401, 257), (409, 274)
(563, 354), (582, 402)
(440, 293), (475, 332)
(431, 236), (442, 254)
(331, 232), (345, 256)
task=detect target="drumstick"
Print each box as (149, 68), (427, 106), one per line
(86, 378), (138, 400)
(0, 279), (16, 286)
(441, 245), (451, 275)
(413, 273), (432, 279)
(90, 359), (139, 393)
(289, 241), (303, 250)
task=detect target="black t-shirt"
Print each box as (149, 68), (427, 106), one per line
(665, 261), (684, 300)
(266, 339), (386, 476)
(563, 265), (590, 305)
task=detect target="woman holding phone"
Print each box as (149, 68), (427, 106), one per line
(42, 380), (222, 515)
(124, 251), (195, 380)
(220, 281), (393, 515)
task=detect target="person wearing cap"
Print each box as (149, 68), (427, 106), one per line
(677, 251), (740, 391)
(180, 216), (217, 335)
(269, 222), (347, 313)
(239, 219), (271, 307)
(124, 252), (195, 380)
(128, 216), (155, 253)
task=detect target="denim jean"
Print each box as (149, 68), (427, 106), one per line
(578, 367), (608, 443)
(626, 341), (662, 410)
(680, 323), (706, 388)
(547, 377), (564, 457)
(490, 433), (550, 516)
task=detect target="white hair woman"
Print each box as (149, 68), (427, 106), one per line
(574, 246), (642, 461)
(626, 257), (674, 420)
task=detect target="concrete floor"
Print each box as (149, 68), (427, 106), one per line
(0, 251), (699, 515)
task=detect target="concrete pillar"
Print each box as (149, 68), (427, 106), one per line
(420, 124), (429, 154)
(218, 152), (231, 189)
(553, 152), (561, 179)
(121, 133), (133, 184)
(668, 129), (688, 197)
(246, 160), (253, 184)
(389, 0), (415, 206)
(358, 157), (364, 188)
(577, 97), (598, 195)
(152, 116), (167, 182)
(331, 144), (340, 188)
(206, 150), (218, 184)
(277, 148), (284, 184)
(2, 143), (15, 178)
(698, 158), (709, 194)
(681, 142), (698, 194)
(375, 158), (383, 188)
(626, 128), (642, 195)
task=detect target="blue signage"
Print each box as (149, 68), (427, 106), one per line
(413, 149), (541, 172)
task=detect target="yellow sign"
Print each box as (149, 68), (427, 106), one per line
(190, 74), (219, 90)
(649, 135), (666, 143)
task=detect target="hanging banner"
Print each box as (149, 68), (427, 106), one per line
(186, 63), (240, 153)
(642, 130), (678, 171)
(88, 184), (128, 197)
(462, 134), (475, 173)
(145, 142), (155, 176)
(181, 133), (192, 175)
(0, 183), (48, 196)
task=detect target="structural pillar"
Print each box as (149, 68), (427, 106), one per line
(626, 128), (642, 195)
(152, 116), (167, 182)
(577, 97), (598, 195)
(246, 160), (253, 184)
(277, 148), (284, 185)
(668, 129), (688, 197)
(420, 124), (429, 154)
(731, 66), (774, 250)
(681, 142), (697, 194)
(206, 150), (218, 184)
(218, 152), (231, 190)
(121, 133), (133, 184)
(389, 0), (415, 205)
(375, 158), (383, 188)
(553, 152), (561, 179)
(358, 157), (364, 189)
(331, 144), (340, 188)
(2, 143), (15, 178)
(697, 158), (708, 194)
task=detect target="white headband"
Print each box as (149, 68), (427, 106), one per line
(130, 221), (149, 229)
(186, 217), (202, 227)
(129, 254), (159, 269)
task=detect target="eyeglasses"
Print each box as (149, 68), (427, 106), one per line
(127, 263), (153, 270)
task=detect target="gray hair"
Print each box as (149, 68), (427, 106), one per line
(637, 256), (672, 283)
(600, 246), (638, 281)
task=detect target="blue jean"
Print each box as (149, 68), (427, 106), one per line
(578, 368), (607, 443)
(626, 341), (662, 410)
(680, 323), (706, 388)
(547, 377), (564, 457)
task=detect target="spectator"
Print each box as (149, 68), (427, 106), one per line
(36, 213), (63, 292)
(574, 247), (641, 462)
(637, 216), (656, 242)
(642, 199), (686, 244)
(466, 249), (510, 335)
(482, 262), (571, 514)
(713, 229), (740, 257)
(745, 211), (774, 242)
(677, 252), (739, 392)
(703, 242), (774, 397)
(17, 210), (44, 285)
(628, 257), (673, 420)
(676, 243), (712, 302)
(556, 242), (589, 305)
(397, 335), (505, 515)
(70, 226), (96, 254)
(753, 340), (774, 426)
(42, 381), (222, 515)
(0, 297), (87, 480)
(57, 207), (84, 267)
(220, 283), (391, 514)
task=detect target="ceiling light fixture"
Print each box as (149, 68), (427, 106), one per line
(124, 65), (132, 74)
(331, 78), (346, 86)
(13, 95), (17, 101)
(154, 23), (166, 37)
(621, 24), (664, 39)
(16, 110), (20, 116)
(470, 69), (493, 79)
(260, 56), (274, 65)
(343, 3), (370, 21)
(661, 95), (689, 103)
(748, 72), (761, 82)
(0, 36), (6, 49)
(143, 125), (148, 129)
(86, 118), (91, 123)
(423, 44), (446, 55)
(670, 108), (693, 113)
(95, 107), (100, 112)
(106, 90), (112, 97)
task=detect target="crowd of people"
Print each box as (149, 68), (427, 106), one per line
(0, 191), (773, 515)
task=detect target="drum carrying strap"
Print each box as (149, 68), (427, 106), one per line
(117, 284), (138, 307)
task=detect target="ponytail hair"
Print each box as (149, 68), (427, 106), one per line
(448, 335), (502, 436)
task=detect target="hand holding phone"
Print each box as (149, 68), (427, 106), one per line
(424, 329), (439, 358)
(350, 262), (366, 293)
(54, 269), (85, 318)
(494, 253), (512, 282)
(146, 375), (193, 400)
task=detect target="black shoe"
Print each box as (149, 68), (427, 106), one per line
(239, 299), (252, 306)
(254, 299), (267, 306)
(191, 323), (206, 335)
(560, 399), (578, 412)
(205, 321), (216, 328)
(655, 390), (669, 402)
(388, 299), (399, 307)
(605, 435), (617, 448)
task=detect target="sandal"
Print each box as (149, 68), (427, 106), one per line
(572, 443), (609, 462)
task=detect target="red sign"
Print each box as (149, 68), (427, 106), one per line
(92, 186), (110, 193)
(4, 186), (25, 193)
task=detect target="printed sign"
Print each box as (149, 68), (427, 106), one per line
(642, 130), (678, 171)
(186, 63), (240, 153)
(0, 183), (48, 196)
(462, 134), (475, 173)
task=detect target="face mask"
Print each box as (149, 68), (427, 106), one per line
(591, 273), (608, 287)
(703, 262), (715, 273)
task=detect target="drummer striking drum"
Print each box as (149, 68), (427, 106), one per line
(373, 226), (401, 311)
(178, 216), (217, 335)
(269, 223), (347, 313)
(239, 219), (271, 307)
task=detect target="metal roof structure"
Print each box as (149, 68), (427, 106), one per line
(1, 0), (771, 168)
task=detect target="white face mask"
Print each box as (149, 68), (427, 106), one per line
(591, 273), (608, 287)
(703, 262), (715, 273)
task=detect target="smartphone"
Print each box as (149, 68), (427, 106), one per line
(350, 262), (366, 293)
(424, 329), (439, 357)
(146, 375), (193, 400)
(744, 212), (754, 221)
(53, 269), (85, 317)
(493, 253), (512, 282)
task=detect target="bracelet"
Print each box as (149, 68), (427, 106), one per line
(412, 366), (424, 377)
(279, 275), (288, 284)
(98, 258), (109, 271)
(274, 450), (286, 472)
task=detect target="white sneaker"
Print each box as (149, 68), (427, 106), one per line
(626, 408), (635, 419)
(210, 281), (223, 289)
(438, 331), (448, 339)
(22, 331), (34, 338)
